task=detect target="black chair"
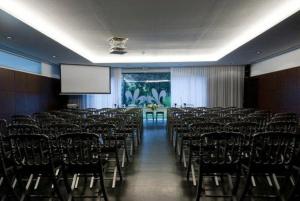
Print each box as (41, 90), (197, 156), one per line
(86, 123), (123, 188)
(7, 124), (40, 135)
(0, 129), (19, 201)
(239, 132), (298, 201)
(195, 132), (244, 201)
(57, 133), (108, 201)
(6, 134), (64, 201)
(187, 122), (224, 184)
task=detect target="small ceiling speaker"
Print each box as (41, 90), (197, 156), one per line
(109, 37), (128, 54)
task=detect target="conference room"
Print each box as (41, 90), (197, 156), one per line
(0, 1), (299, 201)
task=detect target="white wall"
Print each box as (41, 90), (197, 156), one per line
(251, 48), (300, 77)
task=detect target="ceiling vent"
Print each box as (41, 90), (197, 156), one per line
(109, 37), (128, 54)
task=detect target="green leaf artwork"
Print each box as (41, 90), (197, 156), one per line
(122, 73), (171, 107)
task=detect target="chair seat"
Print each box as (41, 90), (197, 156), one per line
(63, 160), (108, 174)
(182, 134), (200, 140)
(104, 134), (128, 140)
(101, 145), (121, 153)
(242, 163), (292, 174)
(195, 159), (241, 173)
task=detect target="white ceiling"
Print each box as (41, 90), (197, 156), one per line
(1, 0), (300, 64)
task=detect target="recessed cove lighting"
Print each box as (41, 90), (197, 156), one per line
(0, 0), (300, 63)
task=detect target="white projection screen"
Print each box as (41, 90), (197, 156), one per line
(61, 65), (111, 94)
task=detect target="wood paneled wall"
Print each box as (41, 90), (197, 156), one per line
(0, 67), (66, 119)
(245, 67), (300, 115)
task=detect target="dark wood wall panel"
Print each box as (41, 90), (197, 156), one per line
(246, 66), (300, 116)
(0, 67), (66, 119)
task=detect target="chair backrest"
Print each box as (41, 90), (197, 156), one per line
(211, 117), (235, 124)
(243, 116), (268, 130)
(225, 113), (246, 121)
(185, 117), (206, 124)
(199, 132), (244, 166)
(199, 113), (220, 119)
(88, 114), (106, 121)
(57, 133), (101, 167)
(6, 134), (51, 167)
(249, 132), (297, 166)
(45, 123), (80, 138)
(225, 122), (259, 136)
(7, 124), (40, 135)
(274, 112), (297, 118)
(79, 118), (96, 129)
(102, 117), (123, 127)
(11, 118), (37, 126)
(271, 116), (298, 123)
(191, 122), (223, 133)
(86, 123), (115, 135)
(267, 121), (298, 133)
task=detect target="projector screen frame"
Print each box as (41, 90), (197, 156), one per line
(60, 64), (111, 95)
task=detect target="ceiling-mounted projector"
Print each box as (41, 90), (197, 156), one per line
(109, 37), (128, 54)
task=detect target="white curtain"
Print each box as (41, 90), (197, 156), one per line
(171, 66), (244, 107)
(82, 67), (122, 108)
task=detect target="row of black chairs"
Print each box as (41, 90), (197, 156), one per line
(167, 107), (300, 201)
(0, 107), (143, 201)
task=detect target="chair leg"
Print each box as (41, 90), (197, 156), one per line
(131, 132), (135, 154)
(137, 127), (141, 145)
(271, 173), (285, 201)
(174, 132), (178, 152)
(172, 130), (177, 147)
(186, 150), (193, 182)
(169, 126), (173, 143)
(196, 170), (203, 201)
(179, 139), (184, 162)
(239, 170), (252, 201)
(1, 176), (19, 201)
(62, 171), (74, 201)
(51, 172), (65, 201)
(15, 171), (27, 201)
(232, 171), (241, 196)
(124, 139), (130, 163)
(287, 176), (300, 201)
(115, 149), (123, 182)
(98, 167), (108, 201)
(287, 171), (300, 201)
